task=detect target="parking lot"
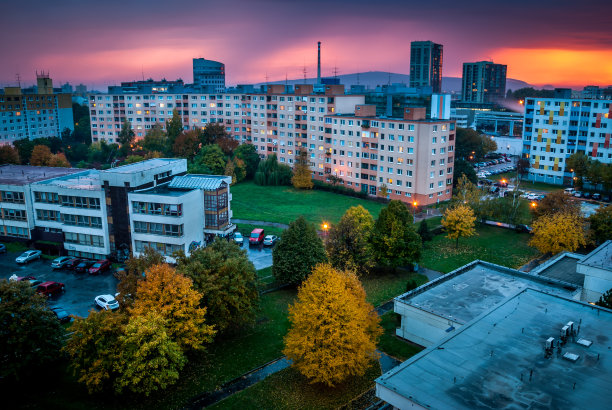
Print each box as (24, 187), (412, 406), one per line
(242, 243), (274, 270)
(0, 251), (118, 318)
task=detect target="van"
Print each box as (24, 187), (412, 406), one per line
(249, 228), (265, 245)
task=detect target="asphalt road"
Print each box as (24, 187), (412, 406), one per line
(0, 251), (118, 318)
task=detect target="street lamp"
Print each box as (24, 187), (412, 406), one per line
(531, 202), (537, 209)
(412, 201), (418, 223)
(322, 222), (329, 237)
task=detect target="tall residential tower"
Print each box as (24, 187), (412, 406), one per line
(461, 61), (507, 104)
(409, 41), (443, 93)
(193, 58), (225, 93)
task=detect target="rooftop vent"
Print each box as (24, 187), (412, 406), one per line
(563, 352), (580, 362)
(576, 338), (593, 347)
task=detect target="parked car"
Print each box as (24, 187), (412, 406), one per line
(592, 193), (601, 200)
(515, 224), (533, 234)
(9, 274), (36, 282)
(583, 192), (592, 199)
(64, 258), (83, 270)
(573, 191), (583, 198)
(263, 235), (279, 246)
(36, 281), (65, 297)
(88, 259), (112, 275)
(51, 256), (73, 269)
(233, 232), (244, 246)
(564, 188), (575, 195)
(0, 243), (6, 253)
(249, 228), (265, 245)
(75, 260), (95, 273)
(50, 306), (72, 324)
(15, 250), (42, 264)
(95, 294), (119, 311)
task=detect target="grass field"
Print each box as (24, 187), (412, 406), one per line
(235, 223), (286, 238)
(420, 224), (540, 273)
(231, 182), (386, 226)
(362, 271), (428, 306)
(378, 312), (424, 361)
(491, 173), (564, 193)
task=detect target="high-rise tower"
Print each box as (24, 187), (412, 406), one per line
(409, 41), (443, 93)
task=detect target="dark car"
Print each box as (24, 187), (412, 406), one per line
(75, 260), (94, 273)
(592, 193), (601, 201)
(64, 258), (83, 270)
(36, 281), (65, 297)
(88, 259), (111, 275)
(515, 224), (533, 234)
(50, 306), (72, 324)
(602, 195), (610, 202)
(583, 192), (591, 199)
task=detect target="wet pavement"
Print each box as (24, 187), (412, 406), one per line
(0, 251), (118, 318)
(242, 243), (274, 270)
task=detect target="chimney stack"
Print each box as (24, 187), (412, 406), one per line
(317, 41), (321, 85)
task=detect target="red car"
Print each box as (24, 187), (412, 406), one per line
(89, 259), (111, 275)
(36, 281), (65, 297)
(249, 228), (265, 245)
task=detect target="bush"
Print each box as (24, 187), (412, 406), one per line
(313, 180), (375, 200)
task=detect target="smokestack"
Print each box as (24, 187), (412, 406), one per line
(317, 41), (321, 85)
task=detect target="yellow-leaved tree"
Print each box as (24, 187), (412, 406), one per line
(283, 264), (382, 387)
(442, 204), (476, 248)
(129, 264), (216, 351)
(530, 212), (587, 255)
(291, 148), (313, 189)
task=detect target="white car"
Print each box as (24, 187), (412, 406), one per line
(95, 294), (120, 311)
(51, 256), (73, 269)
(233, 232), (244, 246)
(15, 250), (42, 264)
(263, 235), (279, 246)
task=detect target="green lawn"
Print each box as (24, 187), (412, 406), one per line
(235, 223), (285, 238)
(231, 182), (385, 226)
(362, 271), (428, 306)
(420, 224), (540, 273)
(378, 312), (424, 361)
(491, 174), (564, 193)
(209, 362), (381, 410)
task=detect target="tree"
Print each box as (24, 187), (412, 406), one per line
(172, 130), (201, 159)
(117, 120), (135, 149)
(64, 310), (127, 393)
(283, 264), (382, 387)
(216, 135), (239, 156)
(48, 153), (71, 167)
(529, 212), (586, 255)
(233, 157), (247, 183)
(115, 247), (165, 306)
(0, 145), (20, 164)
(516, 157), (530, 179)
(453, 174), (483, 214)
(0, 281), (64, 380)
(589, 205), (612, 245)
(453, 158), (478, 185)
(165, 110), (184, 149)
(596, 288), (612, 309)
(442, 204), (476, 248)
(532, 191), (580, 219)
(456, 128), (490, 160)
(13, 138), (35, 164)
(224, 158), (237, 184)
(418, 219), (433, 242)
(87, 140), (118, 164)
(142, 124), (169, 155)
(254, 154), (293, 186)
(201, 123), (228, 146)
(325, 205), (374, 275)
(29, 145), (53, 166)
(123, 155), (145, 165)
(566, 152), (590, 189)
(176, 239), (259, 333)
(379, 183), (389, 198)
(586, 160), (605, 191)
(191, 144), (226, 175)
(370, 200), (422, 269)
(129, 264), (216, 351)
(273, 216), (327, 285)
(114, 313), (186, 396)
(291, 148), (313, 189)
(482, 134), (497, 155)
(234, 143), (260, 179)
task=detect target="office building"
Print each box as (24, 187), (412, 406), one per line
(0, 73), (74, 145)
(193, 58), (225, 93)
(409, 41), (443, 93)
(461, 61), (507, 104)
(522, 97), (612, 185)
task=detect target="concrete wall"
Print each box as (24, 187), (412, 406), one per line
(395, 300), (462, 347)
(376, 384), (428, 409)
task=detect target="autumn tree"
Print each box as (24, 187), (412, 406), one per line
(176, 239), (259, 333)
(0, 145), (20, 164)
(201, 122), (228, 146)
(453, 174), (483, 216)
(166, 110), (184, 149)
(283, 264), (382, 387)
(291, 148), (313, 189)
(117, 120), (135, 155)
(172, 130), (201, 159)
(129, 264), (216, 351)
(224, 158), (237, 184)
(216, 134), (239, 156)
(64, 310), (128, 393)
(0, 281), (64, 380)
(589, 205), (612, 245)
(442, 204), (476, 248)
(233, 157), (247, 183)
(529, 212), (586, 255)
(370, 200), (422, 269)
(48, 152), (71, 167)
(325, 205), (374, 275)
(234, 143), (260, 179)
(273, 216), (327, 285)
(114, 313), (186, 396)
(532, 191), (580, 219)
(379, 183), (389, 198)
(29, 144), (53, 165)
(115, 247), (165, 306)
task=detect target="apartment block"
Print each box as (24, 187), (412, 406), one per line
(193, 58), (225, 93)
(522, 97), (612, 185)
(409, 41), (443, 93)
(461, 61), (507, 104)
(0, 73), (74, 145)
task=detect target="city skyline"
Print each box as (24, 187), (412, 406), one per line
(1, 0), (611, 90)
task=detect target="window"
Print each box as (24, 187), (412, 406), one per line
(0, 191), (25, 204)
(35, 209), (59, 222)
(65, 232), (104, 247)
(34, 191), (59, 204)
(134, 241), (183, 256)
(3, 208), (28, 221)
(60, 195), (101, 209)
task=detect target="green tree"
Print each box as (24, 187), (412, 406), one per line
(114, 313), (186, 396)
(176, 239), (259, 333)
(191, 144), (227, 175)
(273, 216), (328, 285)
(586, 160), (605, 191)
(224, 158), (237, 184)
(418, 219), (433, 242)
(589, 205), (612, 245)
(201, 123), (229, 146)
(325, 205), (374, 275)
(254, 154), (293, 186)
(13, 138), (35, 165)
(516, 157), (530, 179)
(442, 204), (477, 248)
(142, 124), (169, 155)
(453, 173), (483, 215)
(596, 288), (612, 309)
(456, 128), (489, 160)
(566, 152), (590, 189)
(123, 155), (145, 165)
(87, 140), (118, 164)
(234, 143), (260, 179)
(453, 158), (478, 185)
(370, 200), (422, 269)
(166, 110), (184, 149)
(117, 120), (135, 149)
(0, 145), (20, 164)
(291, 148), (313, 189)
(0, 281), (64, 380)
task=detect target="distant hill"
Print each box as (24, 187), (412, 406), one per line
(253, 71), (532, 93)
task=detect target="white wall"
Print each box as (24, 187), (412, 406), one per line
(395, 300), (462, 347)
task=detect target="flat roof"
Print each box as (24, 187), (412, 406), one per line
(0, 165), (82, 186)
(100, 158), (182, 174)
(579, 240), (612, 271)
(132, 183), (193, 197)
(397, 261), (579, 324)
(533, 252), (585, 286)
(378, 288), (612, 409)
(34, 169), (102, 191)
(168, 174), (228, 190)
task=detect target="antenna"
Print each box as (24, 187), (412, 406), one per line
(303, 64), (307, 83)
(141, 66), (145, 81)
(333, 64), (339, 79)
(15, 73), (21, 88)
(285, 73), (288, 87)
(265, 72), (269, 85)
(317, 41), (321, 85)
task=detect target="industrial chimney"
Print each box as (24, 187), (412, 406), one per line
(317, 41), (321, 85)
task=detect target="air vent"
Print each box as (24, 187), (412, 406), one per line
(576, 338), (592, 347)
(563, 352), (580, 362)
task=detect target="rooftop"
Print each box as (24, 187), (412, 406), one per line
(532, 252), (585, 286)
(397, 260), (579, 324)
(168, 174), (229, 191)
(377, 289), (612, 410)
(132, 183), (193, 197)
(579, 240), (612, 271)
(100, 158), (182, 174)
(34, 169), (102, 191)
(0, 165), (82, 186)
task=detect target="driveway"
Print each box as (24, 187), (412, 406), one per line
(0, 251), (118, 318)
(242, 244), (274, 270)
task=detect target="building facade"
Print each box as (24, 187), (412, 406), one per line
(409, 41), (443, 93)
(522, 97), (612, 185)
(461, 61), (507, 104)
(0, 74), (74, 145)
(193, 58), (225, 93)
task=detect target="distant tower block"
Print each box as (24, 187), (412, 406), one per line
(37, 71), (53, 94)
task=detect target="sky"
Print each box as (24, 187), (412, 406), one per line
(1, 0), (611, 90)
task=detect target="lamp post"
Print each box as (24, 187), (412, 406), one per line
(322, 222), (329, 238)
(412, 201), (418, 224)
